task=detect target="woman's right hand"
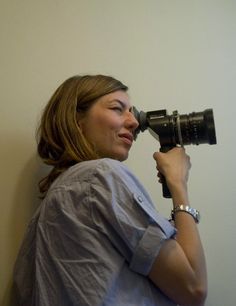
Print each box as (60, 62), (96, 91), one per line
(153, 147), (191, 193)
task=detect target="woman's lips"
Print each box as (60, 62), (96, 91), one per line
(118, 133), (134, 145)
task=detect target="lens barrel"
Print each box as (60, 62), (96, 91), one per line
(176, 109), (217, 146)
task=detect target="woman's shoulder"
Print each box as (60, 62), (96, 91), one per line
(50, 158), (132, 189)
(67, 158), (140, 189)
(72, 158), (131, 176)
(93, 158), (135, 179)
(92, 159), (146, 193)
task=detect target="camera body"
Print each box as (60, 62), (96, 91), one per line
(133, 107), (217, 197)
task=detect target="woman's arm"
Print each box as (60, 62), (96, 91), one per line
(149, 147), (207, 306)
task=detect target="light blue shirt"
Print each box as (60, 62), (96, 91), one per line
(14, 158), (177, 306)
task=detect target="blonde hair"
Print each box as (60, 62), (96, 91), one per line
(37, 75), (128, 195)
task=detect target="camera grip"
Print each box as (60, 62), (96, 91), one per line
(160, 146), (175, 198)
(161, 176), (172, 198)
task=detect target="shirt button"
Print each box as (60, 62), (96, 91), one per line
(138, 196), (143, 203)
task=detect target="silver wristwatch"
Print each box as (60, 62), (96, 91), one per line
(171, 205), (200, 223)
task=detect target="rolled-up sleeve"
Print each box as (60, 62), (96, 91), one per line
(129, 192), (176, 275)
(130, 224), (170, 275)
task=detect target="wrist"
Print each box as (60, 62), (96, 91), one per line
(168, 182), (189, 205)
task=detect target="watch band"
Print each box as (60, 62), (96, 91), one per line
(171, 205), (200, 223)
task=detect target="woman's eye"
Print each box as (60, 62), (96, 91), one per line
(111, 107), (123, 113)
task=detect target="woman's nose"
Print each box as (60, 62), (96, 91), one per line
(125, 111), (139, 130)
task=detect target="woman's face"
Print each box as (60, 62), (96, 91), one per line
(78, 90), (139, 161)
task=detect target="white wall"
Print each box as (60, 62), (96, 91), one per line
(1, 1), (235, 305)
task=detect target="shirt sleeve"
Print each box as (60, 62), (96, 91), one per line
(89, 159), (176, 276)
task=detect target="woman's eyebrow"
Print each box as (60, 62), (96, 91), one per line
(110, 99), (130, 109)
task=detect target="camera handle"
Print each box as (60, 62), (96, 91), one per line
(159, 145), (175, 198)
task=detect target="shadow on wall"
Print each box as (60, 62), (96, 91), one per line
(1, 150), (50, 306)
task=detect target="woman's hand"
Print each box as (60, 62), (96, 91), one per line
(153, 147), (191, 193)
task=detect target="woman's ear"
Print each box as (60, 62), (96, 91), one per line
(76, 110), (83, 122)
(76, 112), (85, 132)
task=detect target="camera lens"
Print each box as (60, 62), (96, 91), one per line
(177, 109), (217, 145)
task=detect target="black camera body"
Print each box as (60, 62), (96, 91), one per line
(133, 107), (217, 197)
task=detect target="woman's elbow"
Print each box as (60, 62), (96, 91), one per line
(187, 283), (208, 306)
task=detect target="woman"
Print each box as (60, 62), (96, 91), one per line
(14, 75), (207, 306)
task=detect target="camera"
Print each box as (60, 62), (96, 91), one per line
(133, 107), (217, 197)
(133, 108), (217, 147)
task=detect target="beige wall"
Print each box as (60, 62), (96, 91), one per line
(1, 1), (235, 305)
